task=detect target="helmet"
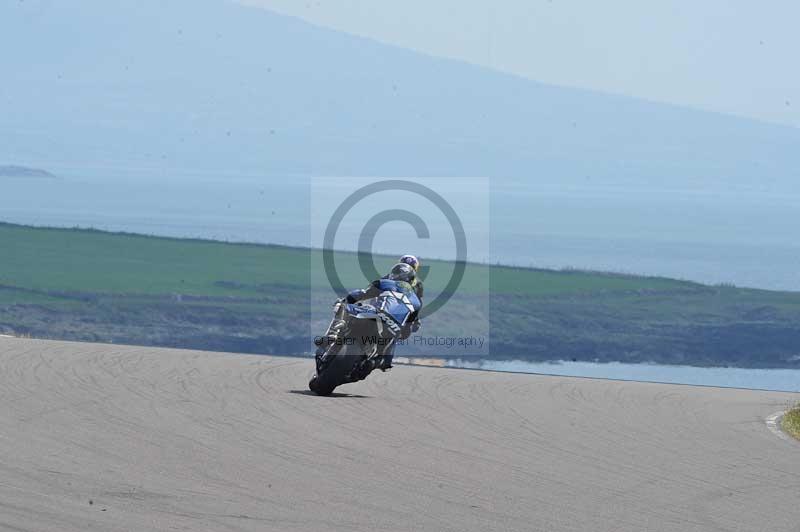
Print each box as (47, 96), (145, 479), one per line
(388, 262), (416, 284)
(399, 254), (420, 272)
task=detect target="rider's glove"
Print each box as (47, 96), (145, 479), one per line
(332, 298), (344, 311)
(346, 289), (367, 304)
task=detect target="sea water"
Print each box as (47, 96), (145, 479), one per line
(2, 167), (799, 291)
(444, 359), (800, 393)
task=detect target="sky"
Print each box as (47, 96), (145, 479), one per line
(240, 0), (800, 128)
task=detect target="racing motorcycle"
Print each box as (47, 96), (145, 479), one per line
(309, 298), (399, 396)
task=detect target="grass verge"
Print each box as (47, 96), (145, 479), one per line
(782, 405), (800, 440)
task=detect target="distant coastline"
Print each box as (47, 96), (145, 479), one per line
(0, 165), (56, 178)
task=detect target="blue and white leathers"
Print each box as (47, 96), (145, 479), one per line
(346, 279), (421, 327)
(374, 279), (421, 326)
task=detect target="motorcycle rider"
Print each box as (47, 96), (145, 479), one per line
(375, 255), (424, 371)
(397, 254), (424, 300)
(316, 261), (422, 379)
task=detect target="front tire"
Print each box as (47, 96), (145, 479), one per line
(309, 347), (361, 396)
(308, 375), (324, 395)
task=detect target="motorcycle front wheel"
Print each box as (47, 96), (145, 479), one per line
(309, 345), (362, 396)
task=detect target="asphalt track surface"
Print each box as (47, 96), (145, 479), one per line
(0, 338), (798, 532)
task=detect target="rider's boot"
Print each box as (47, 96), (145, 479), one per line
(350, 358), (376, 381)
(378, 343), (395, 371)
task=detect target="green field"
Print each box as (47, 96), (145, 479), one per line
(2, 222), (800, 366)
(1, 222), (693, 298)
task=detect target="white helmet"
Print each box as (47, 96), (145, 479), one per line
(399, 254), (420, 272)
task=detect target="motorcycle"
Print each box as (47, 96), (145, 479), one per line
(309, 299), (398, 396)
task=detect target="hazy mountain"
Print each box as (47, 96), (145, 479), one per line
(2, 0), (798, 189)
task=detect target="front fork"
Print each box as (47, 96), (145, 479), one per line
(315, 301), (396, 376)
(315, 302), (349, 369)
